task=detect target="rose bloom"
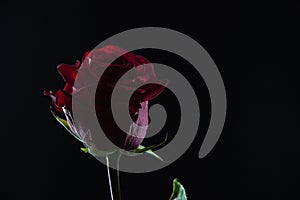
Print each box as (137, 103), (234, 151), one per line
(44, 45), (165, 153)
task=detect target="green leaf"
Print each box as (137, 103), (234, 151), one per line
(170, 179), (187, 200)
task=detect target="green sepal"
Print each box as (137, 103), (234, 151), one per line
(134, 133), (168, 153)
(50, 107), (71, 132)
(50, 107), (81, 142)
(134, 142), (162, 153)
(80, 147), (89, 153)
(135, 144), (165, 162)
(130, 134), (168, 162)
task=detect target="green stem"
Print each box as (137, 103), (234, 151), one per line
(106, 152), (122, 200)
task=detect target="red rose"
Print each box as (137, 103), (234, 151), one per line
(44, 45), (165, 151)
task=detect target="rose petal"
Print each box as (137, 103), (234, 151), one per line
(57, 63), (78, 86)
(55, 90), (72, 112)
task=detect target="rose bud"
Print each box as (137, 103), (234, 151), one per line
(44, 45), (166, 154)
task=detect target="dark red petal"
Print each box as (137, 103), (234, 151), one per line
(89, 45), (129, 67)
(55, 90), (72, 112)
(81, 51), (91, 61)
(57, 63), (78, 85)
(44, 90), (62, 113)
(63, 83), (73, 94)
(130, 82), (166, 102)
(99, 45), (127, 55)
(135, 55), (151, 65)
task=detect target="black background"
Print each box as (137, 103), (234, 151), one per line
(1, 1), (299, 199)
